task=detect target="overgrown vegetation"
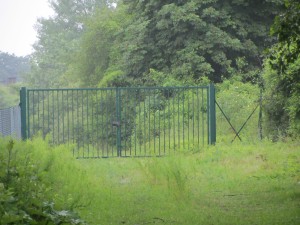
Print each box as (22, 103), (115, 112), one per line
(0, 51), (30, 108)
(216, 79), (261, 142)
(1, 1), (299, 224)
(263, 0), (300, 139)
(17, 0), (297, 140)
(0, 51), (30, 83)
(1, 1), (299, 222)
(0, 137), (86, 224)
(26, 0), (283, 87)
(0, 84), (20, 109)
(0, 137), (299, 225)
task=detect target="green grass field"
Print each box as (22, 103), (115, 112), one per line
(1, 138), (299, 224)
(75, 141), (300, 225)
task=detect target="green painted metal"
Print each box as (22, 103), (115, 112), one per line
(19, 85), (216, 158)
(20, 87), (27, 140)
(208, 84), (216, 145)
(116, 88), (121, 156)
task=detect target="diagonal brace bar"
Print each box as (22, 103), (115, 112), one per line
(215, 100), (242, 141)
(231, 104), (259, 143)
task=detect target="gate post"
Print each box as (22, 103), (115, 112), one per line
(208, 83), (216, 144)
(116, 87), (122, 156)
(20, 87), (27, 140)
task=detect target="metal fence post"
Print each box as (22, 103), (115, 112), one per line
(20, 87), (27, 140)
(208, 83), (216, 144)
(116, 87), (122, 156)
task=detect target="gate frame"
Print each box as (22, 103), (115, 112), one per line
(19, 85), (216, 150)
(20, 87), (27, 140)
(208, 83), (216, 145)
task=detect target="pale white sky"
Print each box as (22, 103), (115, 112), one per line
(0, 0), (54, 56)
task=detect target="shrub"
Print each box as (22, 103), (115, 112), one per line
(0, 138), (86, 225)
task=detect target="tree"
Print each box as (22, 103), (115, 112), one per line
(269, 0), (300, 73)
(120, 0), (282, 85)
(0, 84), (20, 108)
(264, 0), (300, 139)
(0, 52), (29, 108)
(0, 52), (30, 83)
(65, 4), (130, 87)
(26, 0), (283, 88)
(25, 0), (112, 88)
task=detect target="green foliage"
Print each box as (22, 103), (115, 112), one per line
(120, 0), (282, 84)
(263, 58), (300, 139)
(263, 0), (300, 139)
(18, 0), (298, 143)
(269, 0), (300, 74)
(64, 138), (295, 224)
(0, 84), (19, 109)
(1, 136), (299, 225)
(25, 0), (111, 88)
(143, 69), (183, 87)
(0, 52), (30, 82)
(67, 5), (130, 87)
(98, 70), (131, 87)
(216, 79), (261, 142)
(0, 138), (86, 224)
(26, 0), (284, 88)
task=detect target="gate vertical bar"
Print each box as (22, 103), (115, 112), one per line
(20, 87), (27, 140)
(116, 87), (121, 157)
(208, 83), (216, 144)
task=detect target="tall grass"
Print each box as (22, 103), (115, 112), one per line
(0, 137), (86, 224)
(1, 137), (299, 224)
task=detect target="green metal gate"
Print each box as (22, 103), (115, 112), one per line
(20, 85), (216, 158)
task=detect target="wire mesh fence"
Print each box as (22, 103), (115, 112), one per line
(0, 105), (21, 139)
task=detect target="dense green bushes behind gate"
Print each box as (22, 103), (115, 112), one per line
(216, 80), (261, 142)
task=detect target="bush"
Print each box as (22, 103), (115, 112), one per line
(215, 79), (261, 142)
(263, 57), (300, 140)
(0, 137), (86, 225)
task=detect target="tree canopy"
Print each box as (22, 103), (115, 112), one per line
(0, 52), (30, 83)
(26, 0), (114, 88)
(118, 0), (282, 85)
(26, 0), (283, 88)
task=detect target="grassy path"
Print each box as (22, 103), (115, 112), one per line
(72, 141), (299, 224)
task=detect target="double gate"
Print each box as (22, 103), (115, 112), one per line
(20, 85), (216, 158)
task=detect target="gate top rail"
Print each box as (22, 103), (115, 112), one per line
(25, 86), (209, 92)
